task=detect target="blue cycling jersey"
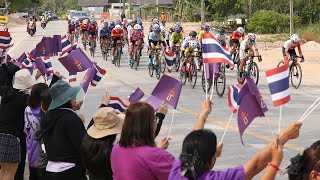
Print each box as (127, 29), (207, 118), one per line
(99, 28), (110, 37)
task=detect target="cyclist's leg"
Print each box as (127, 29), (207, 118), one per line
(128, 42), (133, 64)
(239, 49), (247, 82)
(111, 38), (116, 62)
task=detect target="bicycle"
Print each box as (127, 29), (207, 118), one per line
(149, 47), (162, 79)
(113, 40), (122, 67)
(131, 41), (142, 70)
(101, 38), (108, 61)
(89, 35), (96, 57)
(230, 44), (240, 70)
(82, 31), (88, 50)
(160, 51), (166, 74)
(237, 55), (262, 85)
(277, 55), (304, 89)
(172, 45), (181, 72)
(180, 50), (199, 89)
(201, 63), (226, 97)
(75, 28), (80, 42)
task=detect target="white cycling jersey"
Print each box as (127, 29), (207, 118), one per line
(240, 39), (258, 50)
(283, 39), (301, 51)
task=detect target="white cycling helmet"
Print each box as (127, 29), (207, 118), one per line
(103, 19), (108, 23)
(237, 27), (245, 35)
(290, 34), (299, 43)
(115, 24), (121, 30)
(134, 24), (141, 30)
(189, 40), (197, 50)
(160, 26), (166, 33)
(83, 19), (88, 24)
(247, 33), (256, 42)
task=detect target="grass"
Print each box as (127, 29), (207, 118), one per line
(258, 34), (289, 43)
(297, 22), (320, 43)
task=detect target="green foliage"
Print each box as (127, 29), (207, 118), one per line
(207, 0), (245, 19)
(246, 10), (300, 34)
(297, 22), (320, 42)
(294, 0), (320, 24)
(11, 0), (32, 12)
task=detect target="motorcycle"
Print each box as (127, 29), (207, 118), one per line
(41, 20), (47, 29)
(28, 24), (36, 36)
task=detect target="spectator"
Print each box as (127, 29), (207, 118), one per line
(40, 80), (86, 180)
(111, 102), (175, 180)
(260, 143), (283, 180)
(0, 69), (36, 180)
(0, 60), (20, 87)
(168, 99), (302, 180)
(160, 12), (167, 27)
(80, 107), (125, 180)
(24, 83), (49, 180)
(287, 140), (320, 180)
(121, 13), (126, 22)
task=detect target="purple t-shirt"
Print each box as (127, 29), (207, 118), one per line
(111, 144), (175, 180)
(169, 159), (245, 180)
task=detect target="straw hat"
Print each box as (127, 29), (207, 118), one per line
(87, 107), (125, 139)
(13, 69), (36, 90)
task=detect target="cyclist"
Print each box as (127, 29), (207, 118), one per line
(111, 24), (124, 64)
(198, 25), (212, 47)
(88, 21), (98, 49)
(182, 31), (198, 54)
(90, 18), (98, 27)
(160, 26), (169, 46)
(99, 23), (110, 52)
(283, 34), (304, 62)
(181, 40), (200, 71)
(108, 21), (115, 32)
(149, 18), (160, 32)
(148, 26), (167, 75)
(68, 20), (76, 42)
(80, 19), (89, 42)
(238, 33), (260, 84)
(128, 24), (144, 65)
(230, 27), (245, 55)
(102, 19), (108, 28)
(169, 26), (183, 49)
(27, 17), (36, 32)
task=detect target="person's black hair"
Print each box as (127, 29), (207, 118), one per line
(80, 132), (117, 180)
(180, 129), (217, 180)
(0, 62), (20, 87)
(56, 100), (73, 109)
(39, 89), (52, 116)
(28, 83), (48, 108)
(288, 140), (320, 180)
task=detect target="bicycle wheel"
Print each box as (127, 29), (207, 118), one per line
(201, 71), (212, 93)
(83, 38), (87, 50)
(250, 62), (259, 85)
(174, 53), (181, 72)
(156, 56), (161, 79)
(190, 62), (197, 89)
(180, 69), (187, 85)
(135, 54), (140, 71)
(116, 47), (121, 67)
(215, 63), (226, 98)
(114, 49), (118, 66)
(149, 56), (154, 77)
(161, 55), (166, 73)
(290, 63), (302, 89)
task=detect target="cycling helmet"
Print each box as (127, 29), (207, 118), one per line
(130, 22), (135, 27)
(133, 19), (138, 24)
(139, 22), (143, 26)
(205, 25), (211, 31)
(110, 21), (115, 27)
(247, 33), (256, 42)
(237, 27), (245, 35)
(103, 19), (108, 23)
(71, 20), (75, 24)
(160, 26), (166, 33)
(116, 20), (122, 25)
(152, 24), (160, 29)
(189, 40), (197, 50)
(201, 25), (206, 30)
(115, 24), (121, 30)
(189, 31), (197, 37)
(83, 19), (88, 24)
(217, 34), (226, 43)
(90, 21), (95, 25)
(102, 24), (107, 29)
(290, 34), (299, 43)
(174, 26), (181, 33)
(154, 26), (161, 33)
(218, 28), (225, 35)
(134, 24), (141, 30)
(175, 22), (181, 26)
(153, 18), (159, 24)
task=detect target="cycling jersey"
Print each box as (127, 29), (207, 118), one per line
(88, 26), (98, 36)
(214, 34), (229, 47)
(239, 39), (258, 59)
(170, 32), (183, 44)
(230, 31), (244, 40)
(80, 24), (89, 30)
(148, 32), (164, 42)
(68, 24), (76, 32)
(283, 40), (301, 51)
(99, 28), (110, 38)
(130, 30), (144, 42)
(182, 36), (198, 50)
(198, 30), (212, 43)
(111, 29), (124, 39)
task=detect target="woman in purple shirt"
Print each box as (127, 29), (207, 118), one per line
(111, 102), (175, 180)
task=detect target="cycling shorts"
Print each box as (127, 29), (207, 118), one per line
(282, 47), (296, 57)
(239, 48), (253, 60)
(229, 39), (240, 48)
(100, 36), (109, 41)
(112, 37), (122, 47)
(81, 29), (88, 34)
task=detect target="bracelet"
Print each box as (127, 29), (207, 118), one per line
(268, 162), (280, 171)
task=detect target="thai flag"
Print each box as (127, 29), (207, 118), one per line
(91, 65), (106, 87)
(0, 31), (12, 53)
(60, 35), (72, 57)
(164, 50), (176, 73)
(69, 72), (77, 83)
(43, 56), (54, 74)
(227, 84), (243, 113)
(20, 53), (35, 68)
(72, 40), (77, 50)
(265, 63), (290, 107)
(202, 33), (233, 66)
(108, 96), (129, 113)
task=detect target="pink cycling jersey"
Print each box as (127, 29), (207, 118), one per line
(130, 30), (144, 42)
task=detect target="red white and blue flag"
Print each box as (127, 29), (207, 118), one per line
(108, 96), (129, 113)
(265, 63), (290, 107)
(164, 50), (176, 73)
(0, 31), (12, 54)
(60, 35), (72, 57)
(42, 56), (54, 74)
(91, 64), (106, 87)
(20, 53), (35, 68)
(69, 72), (77, 83)
(227, 84), (243, 113)
(202, 33), (233, 66)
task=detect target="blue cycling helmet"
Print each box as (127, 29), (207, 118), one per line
(154, 26), (161, 33)
(174, 26), (181, 33)
(205, 25), (211, 31)
(90, 21), (95, 25)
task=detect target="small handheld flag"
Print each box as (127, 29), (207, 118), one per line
(164, 50), (176, 73)
(108, 96), (129, 113)
(227, 84), (243, 113)
(127, 87), (145, 104)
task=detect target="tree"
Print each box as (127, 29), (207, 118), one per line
(207, 0), (246, 20)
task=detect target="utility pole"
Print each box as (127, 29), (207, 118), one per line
(290, 0), (294, 35)
(201, 0), (204, 24)
(157, 0), (159, 12)
(248, 0), (252, 17)
(123, 0), (126, 16)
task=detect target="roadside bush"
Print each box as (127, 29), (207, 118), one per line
(246, 10), (299, 34)
(297, 22), (320, 43)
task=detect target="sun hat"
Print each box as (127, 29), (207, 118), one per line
(13, 69), (36, 90)
(48, 80), (81, 110)
(87, 107), (125, 139)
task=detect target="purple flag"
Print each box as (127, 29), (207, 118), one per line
(127, 87), (145, 104)
(53, 35), (62, 56)
(33, 37), (54, 57)
(237, 77), (268, 144)
(145, 95), (162, 111)
(58, 48), (93, 73)
(35, 57), (47, 75)
(80, 66), (96, 93)
(17, 52), (27, 63)
(151, 75), (182, 109)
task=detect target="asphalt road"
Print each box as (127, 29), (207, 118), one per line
(8, 20), (320, 179)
